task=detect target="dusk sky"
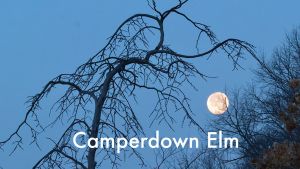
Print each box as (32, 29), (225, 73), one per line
(0, 1), (299, 168)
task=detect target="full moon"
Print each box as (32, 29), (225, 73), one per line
(207, 92), (229, 115)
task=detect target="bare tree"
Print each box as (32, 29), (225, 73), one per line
(0, 1), (256, 169)
(204, 27), (300, 168)
(251, 79), (300, 169)
(160, 27), (300, 169)
(153, 147), (228, 169)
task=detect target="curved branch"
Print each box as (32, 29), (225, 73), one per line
(154, 39), (254, 58)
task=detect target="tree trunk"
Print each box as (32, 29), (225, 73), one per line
(87, 63), (124, 169)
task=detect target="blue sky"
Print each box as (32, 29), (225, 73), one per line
(0, 0), (299, 168)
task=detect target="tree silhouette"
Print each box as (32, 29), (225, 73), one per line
(0, 1), (256, 168)
(251, 78), (300, 169)
(200, 27), (300, 169)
